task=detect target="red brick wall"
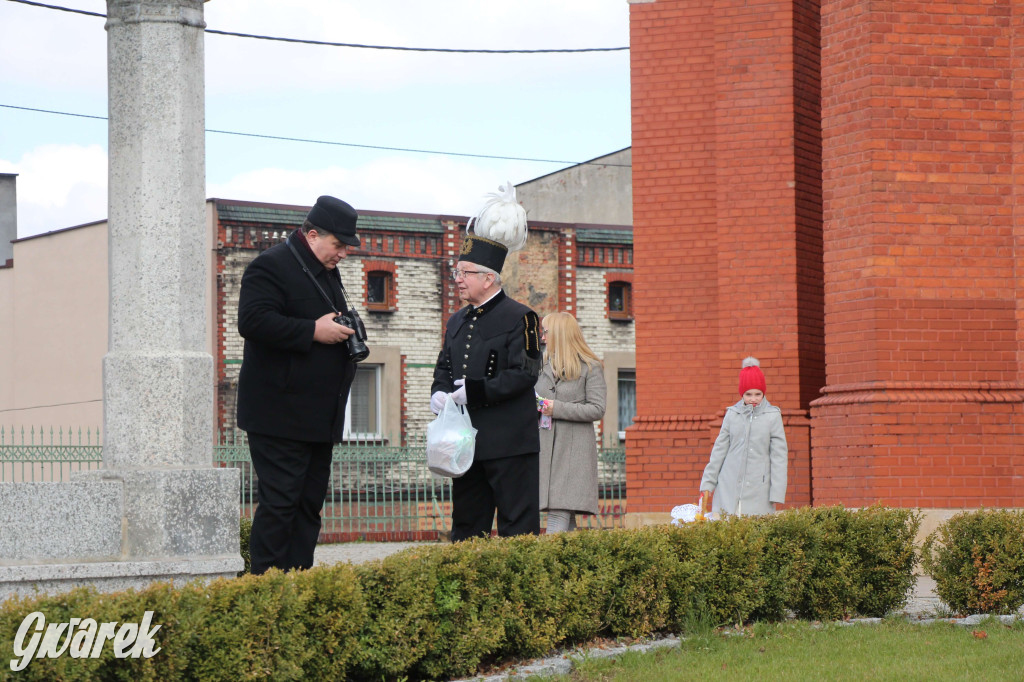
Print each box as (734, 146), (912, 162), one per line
(628, 0), (822, 514)
(812, 0), (1024, 507)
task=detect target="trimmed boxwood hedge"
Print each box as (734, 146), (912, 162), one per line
(0, 506), (920, 681)
(921, 508), (1024, 615)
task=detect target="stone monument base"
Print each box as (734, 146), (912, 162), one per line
(0, 557), (242, 601)
(0, 468), (243, 603)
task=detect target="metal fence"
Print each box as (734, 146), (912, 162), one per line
(0, 426), (104, 482)
(0, 427), (627, 540)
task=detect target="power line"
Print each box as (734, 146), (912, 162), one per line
(0, 398), (102, 412)
(1, 104), (105, 122)
(0, 104), (632, 167)
(202, 28), (629, 54)
(7, 0), (102, 16)
(7, 0), (630, 54)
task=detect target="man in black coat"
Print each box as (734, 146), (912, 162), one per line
(431, 234), (543, 540)
(237, 195), (362, 574)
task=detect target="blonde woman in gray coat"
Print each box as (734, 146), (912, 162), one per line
(536, 312), (607, 533)
(699, 357), (788, 517)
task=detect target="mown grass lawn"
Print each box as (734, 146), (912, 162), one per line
(531, 618), (1024, 681)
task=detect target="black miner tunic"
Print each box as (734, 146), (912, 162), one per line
(432, 290), (543, 460)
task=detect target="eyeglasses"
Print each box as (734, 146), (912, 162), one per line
(450, 269), (486, 281)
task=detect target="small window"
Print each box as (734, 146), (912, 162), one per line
(366, 271), (394, 311)
(345, 364), (381, 440)
(608, 281), (632, 320)
(617, 369), (636, 442)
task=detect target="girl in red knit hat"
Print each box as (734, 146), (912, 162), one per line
(698, 357), (788, 517)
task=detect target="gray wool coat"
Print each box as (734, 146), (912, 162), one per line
(699, 398), (788, 517)
(536, 361), (607, 515)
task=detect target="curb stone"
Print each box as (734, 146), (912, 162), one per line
(452, 637), (683, 682)
(453, 615), (1024, 682)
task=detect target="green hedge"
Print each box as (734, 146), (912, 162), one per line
(922, 509), (1024, 615)
(0, 506), (919, 681)
(239, 516), (252, 576)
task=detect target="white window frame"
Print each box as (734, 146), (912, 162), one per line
(617, 369), (636, 442)
(344, 364), (382, 440)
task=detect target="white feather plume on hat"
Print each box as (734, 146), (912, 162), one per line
(467, 181), (528, 252)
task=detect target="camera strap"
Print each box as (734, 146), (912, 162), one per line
(286, 238), (350, 315)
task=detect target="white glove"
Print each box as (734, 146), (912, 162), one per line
(430, 391), (447, 414)
(452, 379), (467, 406)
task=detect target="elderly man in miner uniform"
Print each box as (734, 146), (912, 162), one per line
(431, 183), (543, 540)
(237, 195), (365, 575)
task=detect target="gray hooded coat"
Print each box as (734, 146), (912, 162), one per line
(536, 361), (606, 515)
(700, 398), (788, 516)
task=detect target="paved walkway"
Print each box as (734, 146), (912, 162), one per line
(314, 541), (426, 568)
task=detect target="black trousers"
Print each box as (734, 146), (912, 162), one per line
(247, 433), (333, 574)
(451, 452), (540, 542)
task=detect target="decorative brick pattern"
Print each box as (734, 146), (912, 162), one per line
(559, 228), (577, 313)
(440, 219), (463, 329)
(577, 244), (632, 268)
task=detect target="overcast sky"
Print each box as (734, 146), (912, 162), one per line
(0, 0), (631, 238)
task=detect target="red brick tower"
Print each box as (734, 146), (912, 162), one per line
(812, 0), (1024, 511)
(626, 0), (823, 523)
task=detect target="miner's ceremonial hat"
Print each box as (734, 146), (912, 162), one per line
(458, 234), (508, 273)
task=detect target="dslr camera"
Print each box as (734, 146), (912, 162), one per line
(334, 309), (370, 363)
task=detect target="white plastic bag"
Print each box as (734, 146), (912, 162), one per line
(426, 394), (477, 478)
(670, 499), (717, 525)
(670, 504), (702, 525)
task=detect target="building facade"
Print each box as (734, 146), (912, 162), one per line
(212, 199), (636, 447)
(515, 149), (633, 226)
(1, 193), (635, 449)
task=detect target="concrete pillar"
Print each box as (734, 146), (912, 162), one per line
(104, 0), (212, 468)
(97, 0), (240, 562)
(0, 1), (240, 601)
(0, 173), (15, 266)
